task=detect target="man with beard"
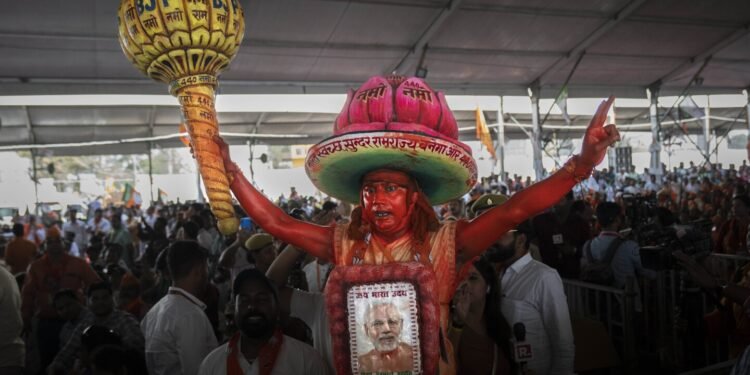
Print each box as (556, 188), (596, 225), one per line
(475, 194), (574, 375)
(217, 77), (619, 374)
(141, 241), (218, 375)
(357, 302), (413, 373)
(198, 269), (328, 375)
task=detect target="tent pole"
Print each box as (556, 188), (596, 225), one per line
(148, 142), (154, 204)
(647, 85), (662, 182)
(528, 82), (544, 181)
(704, 96), (711, 157)
(714, 129), (719, 165)
(31, 149), (39, 215)
(496, 96), (505, 179)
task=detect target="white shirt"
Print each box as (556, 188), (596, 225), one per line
(62, 220), (88, 255)
(68, 242), (81, 258)
(643, 181), (659, 194)
(197, 334), (330, 375)
(141, 287), (218, 375)
(623, 185), (640, 195)
(605, 184), (615, 202)
(145, 213), (158, 229)
(197, 229), (217, 254)
(87, 217), (112, 234)
(0, 266), (24, 368)
(290, 290), (334, 371)
(302, 262), (331, 294)
(26, 225), (45, 244)
(500, 253), (575, 375)
(584, 176), (599, 193)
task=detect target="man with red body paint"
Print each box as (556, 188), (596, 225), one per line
(215, 76), (619, 374)
(219, 99), (617, 270)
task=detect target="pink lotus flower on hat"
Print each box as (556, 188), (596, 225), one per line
(307, 75), (477, 205)
(334, 75), (460, 145)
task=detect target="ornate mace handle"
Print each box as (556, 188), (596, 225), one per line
(117, 0), (245, 235)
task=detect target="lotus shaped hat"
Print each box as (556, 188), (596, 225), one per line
(305, 75), (477, 205)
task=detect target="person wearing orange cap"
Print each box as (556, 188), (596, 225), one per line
(118, 272), (146, 321)
(4, 223), (38, 275)
(216, 75), (620, 374)
(21, 226), (101, 370)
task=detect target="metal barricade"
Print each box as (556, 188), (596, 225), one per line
(640, 270), (679, 369)
(562, 253), (750, 373)
(638, 253), (749, 372)
(563, 277), (638, 373)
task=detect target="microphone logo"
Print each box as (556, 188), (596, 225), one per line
(515, 343), (533, 361)
(513, 322), (533, 364)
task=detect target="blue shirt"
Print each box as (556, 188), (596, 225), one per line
(584, 232), (644, 288)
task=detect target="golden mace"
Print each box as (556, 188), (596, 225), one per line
(117, 0), (244, 235)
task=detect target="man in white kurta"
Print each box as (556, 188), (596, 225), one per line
(141, 241), (217, 375)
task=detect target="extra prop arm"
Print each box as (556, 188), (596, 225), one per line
(457, 97), (620, 258)
(216, 137), (333, 260)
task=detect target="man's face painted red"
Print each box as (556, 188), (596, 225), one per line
(361, 170), (418, 239)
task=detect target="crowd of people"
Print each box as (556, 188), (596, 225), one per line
(1, 159), (750, 374)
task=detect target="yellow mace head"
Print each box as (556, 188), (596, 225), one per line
(117, 0), (245, 92)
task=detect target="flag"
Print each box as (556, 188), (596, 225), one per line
(122, 183), (140, 208)
(157, 188), (168, 204)
(178, 123), (191, 147)
(475, 107), (497, 160)
(555, 85), (571, 125)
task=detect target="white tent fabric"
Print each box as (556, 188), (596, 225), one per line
(1, 0), (749, 153)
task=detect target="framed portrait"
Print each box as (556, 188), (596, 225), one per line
(325, 262), (439, 375)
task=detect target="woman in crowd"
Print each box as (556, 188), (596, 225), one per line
(714, 195), (750, 254)
(450, 257), (516, 374)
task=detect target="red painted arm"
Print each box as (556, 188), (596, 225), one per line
(457, 97), (620, 258)
(216, 137), (334, 261)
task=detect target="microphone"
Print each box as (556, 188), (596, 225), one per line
(513, 322), (533, 373)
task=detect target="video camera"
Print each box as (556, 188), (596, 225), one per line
(621, 193), (657, 229)
(639, 221), (712, 271)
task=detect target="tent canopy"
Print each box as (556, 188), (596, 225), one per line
(1, 0), (749, 153)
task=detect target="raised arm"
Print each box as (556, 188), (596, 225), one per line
(266, 245), (307, 317)
(217, 229), (251, 270)
(215, 136), (333, 260)
(457, 97), (619, 258)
